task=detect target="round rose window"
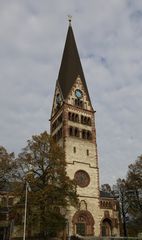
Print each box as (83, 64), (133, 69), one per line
(74, 170), (90, 187)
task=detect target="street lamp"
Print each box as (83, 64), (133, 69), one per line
(23, 169), (32, 240)
(23, 182), (28, 240)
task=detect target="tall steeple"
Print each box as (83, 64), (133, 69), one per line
(50, 21), (120, 237)
(51, 19), (100, 235)
(57, 19), (91, 103)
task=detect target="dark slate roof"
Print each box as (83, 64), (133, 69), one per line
(100, 190), (114, 198)
(57, 23), (91, 102)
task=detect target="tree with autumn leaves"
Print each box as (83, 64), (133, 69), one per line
(101, 155), (142, 236)
(0, 132), (78, 239)
(0, 146), (16, 190)
(17, 131), (78, 238)
(125, 155), (142, 235)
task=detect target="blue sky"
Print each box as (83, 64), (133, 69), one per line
(0, 0), (142, 185)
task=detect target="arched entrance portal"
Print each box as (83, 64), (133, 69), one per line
(72, 210), (94, 236)
(101, 218), (112, 236)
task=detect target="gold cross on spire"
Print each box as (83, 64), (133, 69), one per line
(68, 15), (72, 25)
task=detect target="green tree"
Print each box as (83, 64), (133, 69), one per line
(113, 179), (128, 237)
(101, 183), (112, 193)
(113, 156), (142, 236)
(125, 155), (142, 236)
(0, 146), (16, 190)
(16, 131), (78, 239)
(126, 155), (142, 214)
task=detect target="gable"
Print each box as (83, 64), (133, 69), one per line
(66, 76), (93, 112)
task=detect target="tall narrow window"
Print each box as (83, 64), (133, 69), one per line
(75, 128), (79, 137)
(87, 149), (89, 156)
(72, 113), (75, 121)
(73, 147), (76, 153)
(87, 117), (91, 126)
(75, 114), (79, 122)
(68, 112), (71, 120)
(87, 131), (92, 140)
(75, 99), (83, 108)
(69, 127), (73, 136)
(82, 130), (86, 139)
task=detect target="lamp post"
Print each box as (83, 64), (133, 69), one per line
(23, 182), (28, 240)
(23, 166), (32, 240)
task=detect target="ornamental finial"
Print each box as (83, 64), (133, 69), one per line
(68, 15), (72, 25)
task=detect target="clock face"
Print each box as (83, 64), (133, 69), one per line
(74, 170), (90, 188)
(75, 89), (83, 99)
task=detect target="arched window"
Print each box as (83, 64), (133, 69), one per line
(82, 130), (86, 139)
(75, 99), (83, 108)
(87, 117), (91, 125)
(68, 112), (72, 120)
(72, 113), (75, 121)
(68, 112), (79, 123)
(75, 128), (79, 137)
(75, 114), (79, 122)
(87, 131), (92, 140)
(84, 116), (87, 124)
(81, 115), (84, 124)
(81, 115), (91, 126)
(69, 127), (73, 136)
(102, 219), (112, 236)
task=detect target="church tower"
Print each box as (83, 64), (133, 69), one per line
(50, 20), (120, 237)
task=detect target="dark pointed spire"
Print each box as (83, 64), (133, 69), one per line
(57, 20), (91, 102)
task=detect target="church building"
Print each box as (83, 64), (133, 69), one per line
(50, 20), (120, 237)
